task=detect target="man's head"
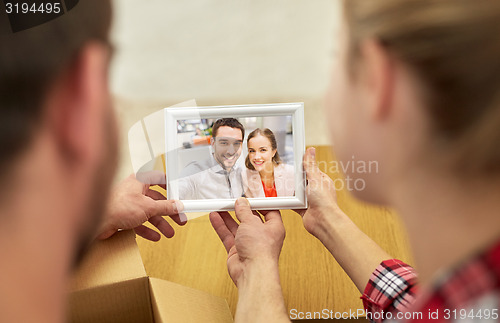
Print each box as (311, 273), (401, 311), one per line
(211, 118), (245, 170)
(0, 0), (116, 265)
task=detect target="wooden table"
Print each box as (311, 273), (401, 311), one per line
(137, 146), (414, 318)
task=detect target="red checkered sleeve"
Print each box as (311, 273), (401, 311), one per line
(361, 259), (419, 323)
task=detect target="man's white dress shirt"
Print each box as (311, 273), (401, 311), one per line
(178, 156), (245, 200)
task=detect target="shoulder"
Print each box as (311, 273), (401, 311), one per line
(245, 167), (259, 175)
(244, 168), (260, 181)
(180, 158), (212, 177)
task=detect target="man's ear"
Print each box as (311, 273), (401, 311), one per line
(358, 39), (395, 121)
(47, 42), (110, 166)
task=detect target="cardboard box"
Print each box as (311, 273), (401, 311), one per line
(69, 230), (233, 323)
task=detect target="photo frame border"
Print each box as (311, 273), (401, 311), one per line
(164, 102), (307, 212)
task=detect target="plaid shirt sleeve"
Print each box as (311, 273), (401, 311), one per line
(361, 259), (419, 323)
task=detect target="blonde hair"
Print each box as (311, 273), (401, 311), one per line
(344, 0), (500, 174)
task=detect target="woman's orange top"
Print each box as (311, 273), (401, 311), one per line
(262, 181), (277, 197)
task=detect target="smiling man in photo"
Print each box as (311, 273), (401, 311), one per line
(178, 118), (246, 200)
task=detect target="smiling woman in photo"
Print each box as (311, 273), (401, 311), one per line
(243, 128), (295, 198)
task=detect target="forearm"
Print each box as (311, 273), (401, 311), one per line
(314, 206), (391, 293)
(235, 259), (290, 323)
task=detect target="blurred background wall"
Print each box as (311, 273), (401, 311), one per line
(110, 0), (341, 180)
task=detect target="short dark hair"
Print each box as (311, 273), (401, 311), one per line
(212, 118), (245, 139)
(0, 0), (112, 179)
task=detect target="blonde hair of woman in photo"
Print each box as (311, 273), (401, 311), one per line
(244, 128), (295, 198)
(210, 0), (500, 322)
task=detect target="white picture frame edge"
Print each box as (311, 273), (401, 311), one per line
(164, 102), (307, 213)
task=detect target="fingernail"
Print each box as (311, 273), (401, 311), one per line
(173, 200), (184, 213)
(179, 212), (187, 223)
(311, 147), (316, 158)
(236, 197), (249, 206)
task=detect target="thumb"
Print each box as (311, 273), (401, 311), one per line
(146, 199), (181, 218)
(234, 198), (260, 224)
(303, 147), (320, 180)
